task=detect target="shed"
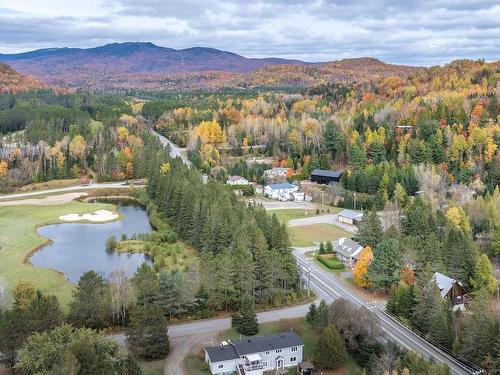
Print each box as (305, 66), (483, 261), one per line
(337, 209), (363, 226)
(310, 169), (343, 184)
(298, 361), (314, 375)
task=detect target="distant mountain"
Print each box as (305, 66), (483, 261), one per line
(0, 42), (421, 91)
(0, 62), (51, 94)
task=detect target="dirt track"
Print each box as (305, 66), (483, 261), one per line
(165, 332), (218, 375)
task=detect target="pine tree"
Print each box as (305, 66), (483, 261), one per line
(358, 209), (383, 248)
(319, 242), (326, 254)
(470, 254), (496, 294)
(306, 303), (317, 324)
(314, 324), (347, 369)
(326, 241), (333, 254)
(237, 294), (258, 336)
(367, 239), (402, 291)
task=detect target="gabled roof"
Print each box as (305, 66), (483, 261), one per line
(338, 209), (363, 220)
(205, 344), (239, 362)
(311, 169), (343, 178)
(227, 175), (248, 182)
(433, 272), (465, 298)
(332, 238), (363, 259)
(267, 183), (296, 190)
(205, 332), (303, 363)
(233, 332), (303, 355)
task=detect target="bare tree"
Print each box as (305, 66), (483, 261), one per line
(109, 269), (131, 325)
(0, 278), (10, 310)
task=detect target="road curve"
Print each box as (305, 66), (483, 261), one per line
(293, 248), (481, 375)
(152, 130), (191, 167)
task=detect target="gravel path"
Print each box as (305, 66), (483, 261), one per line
(0, 192), (87, 206)
(165, 332), (218, 375)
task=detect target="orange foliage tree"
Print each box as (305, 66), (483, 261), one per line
(353, 246), (373, 287)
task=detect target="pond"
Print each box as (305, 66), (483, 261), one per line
(30, 201), (153, 283)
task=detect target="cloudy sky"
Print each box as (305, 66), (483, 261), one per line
(0, 0), (499, 65)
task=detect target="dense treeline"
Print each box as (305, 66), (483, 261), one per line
(145, 158), (301, 310)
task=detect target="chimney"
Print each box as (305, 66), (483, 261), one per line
(339, 238), (345, 245)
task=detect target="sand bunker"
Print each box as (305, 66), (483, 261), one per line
(59, 209), (118, 222)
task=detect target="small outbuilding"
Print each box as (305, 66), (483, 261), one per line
(298, 361), (314, 375)
(227, 175), (249, 186)
(310, 169), (343, 184)
(337, 209), (363, 226)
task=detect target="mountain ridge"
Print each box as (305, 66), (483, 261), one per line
(0, 42), (421, 91)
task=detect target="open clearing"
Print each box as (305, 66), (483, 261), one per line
(0, 201), (117, 307)
(288, 223), (351, 247)
(271, 206), (341, 222)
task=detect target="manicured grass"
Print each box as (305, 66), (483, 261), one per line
(16, 178), (82, 192)
(271, 206), (342, 223)
(183, 355), (211, 375)
(0, 201), (117, 307)
(317, 255), (346, 272)
(219, 318), (361, 374)
(139, 359), (164, 375)
(288, 224), (351, 247)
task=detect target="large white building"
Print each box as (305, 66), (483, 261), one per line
(264, 183), (299, 200)
(227, 175), (250, 186)
(204, 332), (304, 375)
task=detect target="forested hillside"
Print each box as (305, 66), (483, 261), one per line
(0, 63), (50, 94)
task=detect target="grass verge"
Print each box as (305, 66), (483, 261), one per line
(139, 359), (164, 375)
(289, 223), (351, 247)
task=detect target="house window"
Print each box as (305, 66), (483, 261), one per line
(275, 349), (282, 353)
(266, 351), (270, 355)
(218, 364), (223, 369)
(291, 346), (298, 352)
(263, 362), (268, 367)
(291, 357), (297, 362)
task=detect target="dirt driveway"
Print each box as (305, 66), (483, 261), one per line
(164, 332), (218, 375)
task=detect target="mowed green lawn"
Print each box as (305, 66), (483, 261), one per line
(271, 206), (342, 223)
(288, 223), (351, 247)
(0, 201), (117, 307)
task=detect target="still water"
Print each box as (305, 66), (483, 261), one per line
(30, 202), (153, 283)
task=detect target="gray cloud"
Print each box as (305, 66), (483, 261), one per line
(0, 1), (499, 65)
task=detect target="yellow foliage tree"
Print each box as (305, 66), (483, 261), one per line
(353, 246), (373, 287)
(446, 207), (471, 233)
(200, 144), (220, 167)
(192, 120), (227, 147)
(0, 160), (7, 178)
(160, 162), (171, 175)
(117, 126), (129, 142)
(125, 162), (133, 180)
(69, 135), (86, 163)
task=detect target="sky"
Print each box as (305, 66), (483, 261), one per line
(0, 0), (499, 66)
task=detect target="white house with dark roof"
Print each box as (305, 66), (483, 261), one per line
(264, 183), (299, 201)
(204, 332), (304, 375)
(332, 237), (363, 268)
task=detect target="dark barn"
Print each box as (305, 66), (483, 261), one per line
(310, 169), (343, 184)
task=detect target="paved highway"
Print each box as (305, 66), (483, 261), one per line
(153, 130), (191, 167)
(293, 248), (481, 375)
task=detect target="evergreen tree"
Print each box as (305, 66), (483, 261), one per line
(132, 263), (160, 307)
(68, 270), (110, 329)
(319, 242), (325, 254)
(314, 324), (347, 369)
(326, 241), (333, 254)
(470, 253), (496, 294)
(358, 209), (383, 248)
(237, 294), (258, 336)
(127, 303), (170, 360)
(306, 302), (317, 324)
(367, 239), (402, 291)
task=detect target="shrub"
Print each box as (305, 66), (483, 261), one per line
(105, 236), (117, 251)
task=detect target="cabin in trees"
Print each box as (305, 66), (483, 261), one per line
(433, 272), (467, 311)
(310, 169), (343, 184)
(332, 237), (363, 268)
(204, 332), (304, 375)
(337, 209), (364, 226)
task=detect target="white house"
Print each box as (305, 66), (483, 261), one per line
(264, 183), (299, 201)
(332, 237), (363, 268)
(204, 332), (304, 375)
(337, 209), (363, 226)
(227, 176), (249, 186)
(264, 167), (292, 181)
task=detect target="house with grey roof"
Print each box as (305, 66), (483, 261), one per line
(331, 237), (363, 268)
(432, 272), (467, 311)
(337, 209), (364, 226)
(227, 175), (249, 186)
(204, 332), (304, 374)
(264, 182), (299, 201)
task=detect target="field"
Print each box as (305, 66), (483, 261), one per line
(0, 201), (117, 307)
(271, 205), (341, 223)
(218, 318), (361, 374)
(288, 223), (351, 247)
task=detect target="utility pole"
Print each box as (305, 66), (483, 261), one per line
(353, 192), (357, 210)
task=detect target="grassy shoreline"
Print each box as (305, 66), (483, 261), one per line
(0, 201), (119, 307)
